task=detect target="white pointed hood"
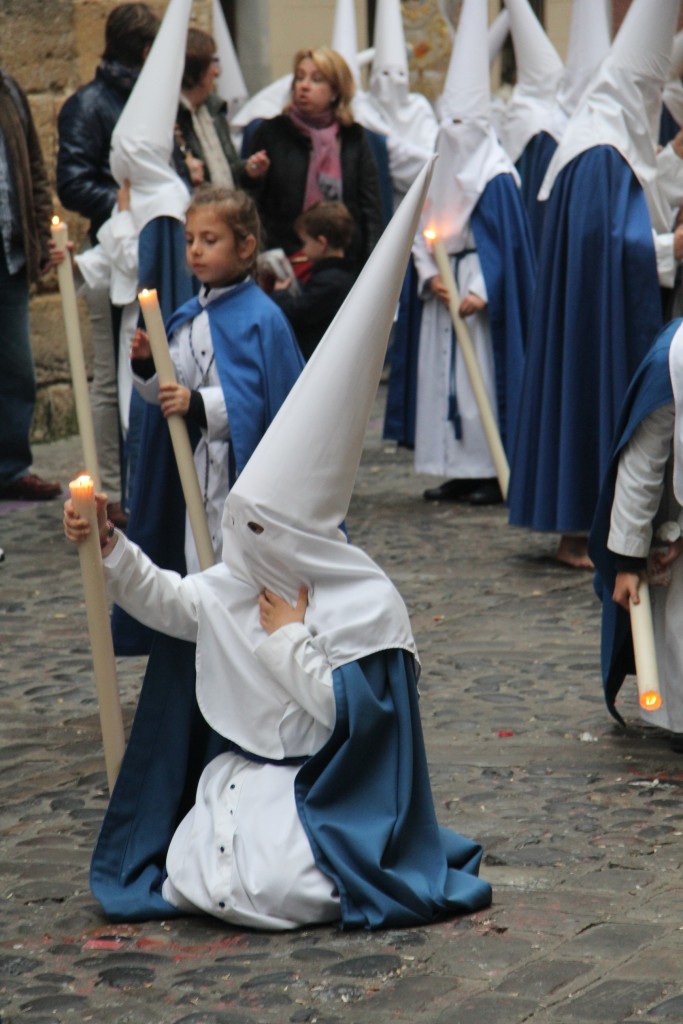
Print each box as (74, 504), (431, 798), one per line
(501, 0), (563, 162)
(332, 0), (361, 85)
(110, 0), (191, 230)
(212, 0), (248, 120)
(355, 0), (437, 153)
(662, 30), (683, 129)
(221, 159), (435, 607)
(550, 0), (611, 135)
(488, 9), (510, 67)
(539, 0), (680, 233)
(426, 0), (517, 251)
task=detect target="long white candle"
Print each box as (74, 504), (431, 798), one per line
(69, 475), (125, 792)
(51, 217), (101, 490)
(138, 288), (216, 571)
(425, 230), (510, 499)
(629, 582), (663, 712)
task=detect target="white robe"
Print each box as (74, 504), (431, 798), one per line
(103, 535), (341, 929)
(133, 286), (233, 575)
(608, 402), (683, 732)
(413, 229), (497, 479)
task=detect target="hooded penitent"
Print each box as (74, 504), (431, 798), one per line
(109, 0), (191, 233)
(353, 0), (437, 154)
(500, 0), (563, 163)
(539, 0), (680, 232)
(331, 0), (362, 86)
(212, 0), (248, 121)
(547, 0), (611, 141)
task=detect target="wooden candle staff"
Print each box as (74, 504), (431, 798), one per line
(51, 217), (101, 490)
(138, 289), (216, 571)
(69, 475), (125, 792)
(629, 582), (663, 712)
(424, 229), (510, 500)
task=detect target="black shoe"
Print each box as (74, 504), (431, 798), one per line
(467, 480), (503, 506)
(423, 478), (486, 502)
(0, 473), (62, 501)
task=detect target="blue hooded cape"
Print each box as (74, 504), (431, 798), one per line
(514, 130), (558, 255)
(508, 146), (663, 534)
(587, 320), (679, 724)
(90, 641), (492, 929)
(383, 171), (536, 456)
(112, 277), (304, 655)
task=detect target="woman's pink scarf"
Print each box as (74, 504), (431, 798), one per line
(288, 103), (343, 209)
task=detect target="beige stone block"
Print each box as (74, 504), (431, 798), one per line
(29, 292), (93, 386)
(0, 0), (76, 93)
(31, 384), (78, 444)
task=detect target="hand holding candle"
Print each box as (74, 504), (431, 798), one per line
(423, 228), (510, 500)
(138, 288), (216, 571)
(68, 475), (125, 791)
(52, 216), (101, 490)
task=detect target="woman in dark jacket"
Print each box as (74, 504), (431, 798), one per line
(246, 47), (383, 274)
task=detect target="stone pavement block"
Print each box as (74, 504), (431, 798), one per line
(432, 992), (538, 1024)
(554, 923), (662, 963)
(548, 979), (666, 1021)
(494, 959), (594, 998)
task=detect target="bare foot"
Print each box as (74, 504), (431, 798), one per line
(556, 534), (594, 570)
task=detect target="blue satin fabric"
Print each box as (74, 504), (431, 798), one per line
(508, 146), (663, 534)
(91, 645), (491, 929)
(514, 130), (558, 255)
(588, 321), (679, 723)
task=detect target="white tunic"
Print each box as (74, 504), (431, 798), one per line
(608, 402), (683, 731)
(103, 535), (341, 929)
(413, 230), (497, 479)
(133, 286), (232, 574)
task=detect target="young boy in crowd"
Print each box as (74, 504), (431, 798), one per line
(271, 200), (355, 360)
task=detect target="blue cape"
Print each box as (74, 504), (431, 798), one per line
(90, 643), (492, 929)
(470, 172), (536, 452)
(508, 146), (663, 533)
(587, 320), (679, 724)
(514, 130), (558, 255)
(112, 278), (304, 655)
(383, 172), (535, 455)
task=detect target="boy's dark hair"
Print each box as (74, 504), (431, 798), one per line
(295, 201), (354, 252)
(182, 27), (216, 91)
(102, 3), (159, 68)
(187, 186), (262, 273)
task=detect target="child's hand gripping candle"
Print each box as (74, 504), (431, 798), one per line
(68, 475), (125, 791)
(138, 288), (216, 571)
(51, 217), (101, 490)
(423, 227), (510, 500)
(629, 579), (663, 712)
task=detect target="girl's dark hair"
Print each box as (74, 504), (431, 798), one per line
(295, 200), (354, 251)
(186, 187), (262, 273)
(102, 3), (159, 68)
(182, 27), (216, 91)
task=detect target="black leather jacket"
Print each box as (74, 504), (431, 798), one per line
(57, 63), (134, 242)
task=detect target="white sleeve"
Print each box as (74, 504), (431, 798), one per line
(385, 134), (431, 195)
(411, 228), (439, 296)
(198, 385), (230, 442)
(653, 229), (677, 289)
(103, 534), (199, 642)
(254, 622), (335, 731)
(608, 404), (675, 558)
(457, 249), (488, 303)
(97, 210), (138, 277)
(656, 143), (683, 209)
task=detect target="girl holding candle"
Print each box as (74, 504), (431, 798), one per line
(130, 186), (303, 575)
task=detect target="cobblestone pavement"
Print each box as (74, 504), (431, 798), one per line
(1, 387), (683, 1024)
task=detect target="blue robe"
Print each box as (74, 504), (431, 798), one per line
(382, 257), (422, 448)
(587, 320), (679, 724)
(508, 146), (663, 534)
(515, 130), (558, 255)
(90, 643), (492, 929)
(112, 279), (304, 656)
(470, 172), (536, 455)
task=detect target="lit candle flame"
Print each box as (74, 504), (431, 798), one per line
(69, 474), (95, 499)
(424, 228), (437, 241)
(52, 215), (61, 226)
(639, 691), (663, 711)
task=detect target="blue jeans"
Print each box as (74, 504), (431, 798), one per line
(0, 248), (33, 486)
